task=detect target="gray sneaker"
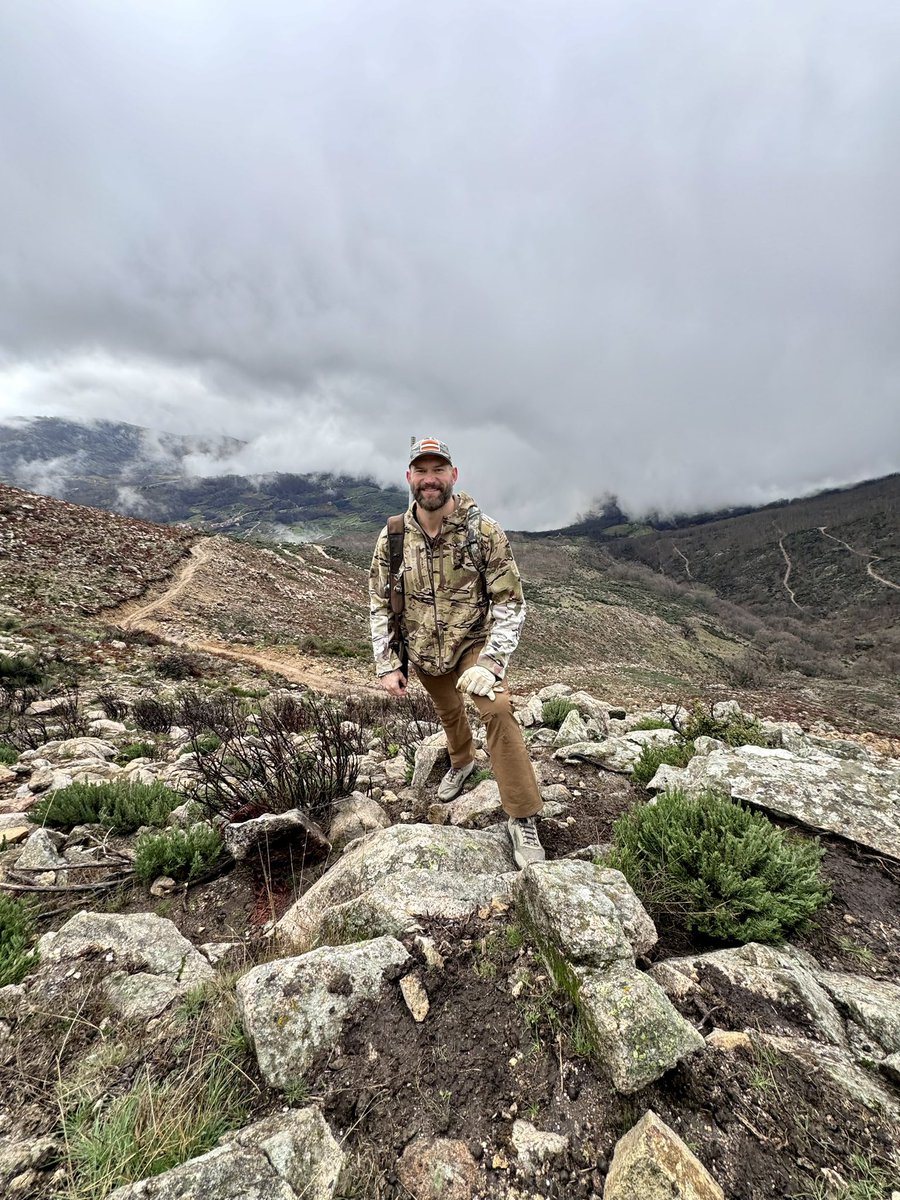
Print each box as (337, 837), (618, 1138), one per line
(508, 815), (545, 869)
(437, 760), (477, 801)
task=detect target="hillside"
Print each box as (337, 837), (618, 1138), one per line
(550, 474), (900, 620)
(1, 491), (899, 1199)
(0, 416), (408, 538)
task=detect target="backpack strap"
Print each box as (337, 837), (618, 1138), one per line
(465, 505), (486, 577)
(386, 514), (406, 614)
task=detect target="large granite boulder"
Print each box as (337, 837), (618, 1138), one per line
(37, 911), (214, 1019)
(314, 868), (514, 946)
(577, 965), (704, 1093)
(655, 744), (900, 858)
(106, 1108), (343, 1200)
(277, 823), (514, 948)
(236, 936), (409, 1086)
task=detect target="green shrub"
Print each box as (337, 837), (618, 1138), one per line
(115, 742), (157, 765)
(607, 788), (831, 943)
(0, 742), (17, 766)
(191, 734), (222, 756)
(541, 697), (577, 730)
(30, 780), (182, 834)
(134, 825), (226, 884)
(0, 893), (38, 986)
(679, 703), (769, 748)
(630, 716), (671, 731)
(0, 654), (45, 691)
(631, 740), (696, 786)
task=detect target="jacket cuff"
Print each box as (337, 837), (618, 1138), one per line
(477, 654), (504, 679)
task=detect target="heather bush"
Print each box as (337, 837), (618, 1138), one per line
(607, 789), (830, 943)
(541, 697), (577, 730)
(30, 780), (182, 833)
(134, 824), (226, 884)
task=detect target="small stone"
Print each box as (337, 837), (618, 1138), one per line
(400, 973), (430, 1022)
(511, 1119), (569, 1169)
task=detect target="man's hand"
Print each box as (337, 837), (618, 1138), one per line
(457, 665), (503, 701)
(379, 669), (407, 698)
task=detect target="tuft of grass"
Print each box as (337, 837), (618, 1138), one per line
(58, 1024), (253, 1197)
(631, 740), (697, 786)
(0, 741), (18, 765)
(541, 697), (577, 730)
(115, 741), (157, 765)
(631, 716), (671, 731)
(0, 893), (39, 986)
(30, 780), (182, 834)
(134, 824), (226, 884)
(190, 734), (222, 756)
(607, 788), (831, 943)
(469, 767), (494, 785)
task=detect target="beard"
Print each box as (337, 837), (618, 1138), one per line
(413, 480), (454, 511)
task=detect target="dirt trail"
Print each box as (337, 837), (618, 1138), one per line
(672, 544), (693, 579)
(819, 526), (900, 592)
(775, 529), (803, 610)
(115, 541), (217, 629)
(104, 538), (376, 695)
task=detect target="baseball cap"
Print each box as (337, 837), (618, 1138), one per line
(409, 436), (452, 466)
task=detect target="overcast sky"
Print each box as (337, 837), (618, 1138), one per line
(2, 1), (899, 528)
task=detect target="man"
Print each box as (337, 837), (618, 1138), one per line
(368, 436), (544, 868)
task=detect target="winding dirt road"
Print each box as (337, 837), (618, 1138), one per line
(105, 538), (375, 694)
(818, 527), (900, 593)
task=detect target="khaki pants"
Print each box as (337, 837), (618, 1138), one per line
(414, 643), (542, 819)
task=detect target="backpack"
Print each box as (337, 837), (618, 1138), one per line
(386, 506), (487, 674)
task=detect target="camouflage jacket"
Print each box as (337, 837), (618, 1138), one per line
(368, 491), (526, 678)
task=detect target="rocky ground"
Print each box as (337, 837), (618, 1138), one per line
(1, 670), (899, 1200)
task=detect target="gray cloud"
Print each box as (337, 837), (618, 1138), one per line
(2, 1), (899, 527)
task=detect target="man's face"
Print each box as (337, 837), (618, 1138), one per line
(407, 455), (458, 511)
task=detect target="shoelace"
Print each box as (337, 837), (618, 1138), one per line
(514, 818), (541, 846)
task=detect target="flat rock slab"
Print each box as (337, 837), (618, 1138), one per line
(663, 744), (900, 859)
(277, 823), (514, 947)
(107, 1108), (343, 1200)
(818, 969), (900, 1054)
(604, 1108), (724, 1199)
(236, 936), (410, 1087)
(554, 730), (678, 773)
(38, 911), (213, 984)
(577, 964), (704, 1093)
(649, 942), (848, 1048)
(757, 1033), (900, 1120)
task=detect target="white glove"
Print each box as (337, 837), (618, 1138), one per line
(457, 665), (502, 700)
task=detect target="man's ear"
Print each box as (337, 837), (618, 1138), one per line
(406, 470), (412, 486)
(451, 466), (459, 484)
